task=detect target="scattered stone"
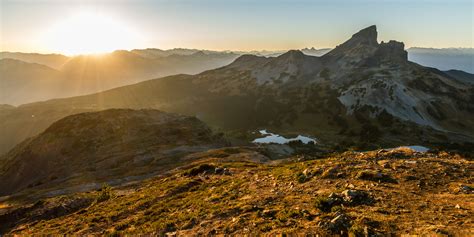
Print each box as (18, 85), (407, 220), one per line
(455, 204), (461, 209)
(377, 160), (391, 169)
(377, 149), (388, 154)
(223, 168), (232, 175)
(297, 172), (310, 183)
(303, 168), (312, 177)
(321, 166), (344, 179)
(315, 194), (343, 212)
(165, 231), (177, 237)
(185, 164), (231, 176)
(319, 214), (352, 233)
(214, 167), (224, 174)
(341, 189), (374, 205)
(331, 214), (351, 228)
(459, 185), (473, 194)
(262, 209), (278, 218)
(185, 164), (216, 176)
(355, 170), (397, 183)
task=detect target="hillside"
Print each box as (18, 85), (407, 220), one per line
(0, 25), (472, 156)
(0, 59), (64, 104)
(443, 69), (474, 85)
(0, 109), (226, 196)
(1, 147), (472, 235)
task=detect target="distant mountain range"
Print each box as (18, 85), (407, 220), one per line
(0, 52), (69, 69)
(1, 27), (474, 235)
(407, 47), (474, 73)
(1, 45), (472, 105)
(0, 25), (472, 156)
(0, 50), (240, 105)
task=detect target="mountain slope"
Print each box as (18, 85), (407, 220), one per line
(0, 25), (473, 156)
(0, 109), (226, 196)
(0, 59), (64, 104)
(443, 69), (474, 85)
(1, 148), (472, 235)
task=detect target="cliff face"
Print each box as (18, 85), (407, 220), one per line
(375, 40), (408, 63)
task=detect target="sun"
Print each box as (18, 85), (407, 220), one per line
(43, 11), (142, 55)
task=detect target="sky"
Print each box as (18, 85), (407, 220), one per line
(0, 0), (473, 55)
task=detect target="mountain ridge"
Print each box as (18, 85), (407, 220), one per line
(0, 25), (473, 156)
(0, 109), (226, 196)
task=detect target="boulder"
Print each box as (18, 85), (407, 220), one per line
(341, 189), (374, 205)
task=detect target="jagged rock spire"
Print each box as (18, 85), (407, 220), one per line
(323, 25), (379, 60)
(350, 25), (378, 46)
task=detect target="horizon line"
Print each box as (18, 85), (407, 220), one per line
(2, 46), (474, 57)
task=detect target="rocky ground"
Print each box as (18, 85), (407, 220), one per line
(0, 147), (473, 236)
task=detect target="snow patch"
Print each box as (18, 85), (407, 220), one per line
(389, 145), (430, 152)
(337, 76), (437, 128)
(253, 130), (317, 144)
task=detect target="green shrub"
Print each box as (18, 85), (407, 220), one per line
(296, 172), (308, 183)
(315, 197), (334, 212)
(96, 184), (113, 203)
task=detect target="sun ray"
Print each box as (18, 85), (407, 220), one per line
(42, 11), (142, 55)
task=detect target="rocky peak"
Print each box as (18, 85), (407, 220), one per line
(350, 25), (378, 46)
(226, 54), (269, 69)
(278, 50), (306, 59)
(273, 50), (308, 65)
(322, 25), (379, 61)
(374, 40), (408, 63)
(191, 51), (207, 57)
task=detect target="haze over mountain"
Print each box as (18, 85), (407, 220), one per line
(407, 48), (474, 73)
(0, 59), (62, 104)
(1, 45), (472, 105)
(0, 25), (472, 156)
(0, 52), (69, 69)
(0, 50), (240, 105)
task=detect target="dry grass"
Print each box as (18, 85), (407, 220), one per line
(1, 148), (473, 236)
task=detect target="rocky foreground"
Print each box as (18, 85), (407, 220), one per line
(1, 147), (472, 235)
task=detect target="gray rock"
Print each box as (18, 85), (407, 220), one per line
(303, 168), (312, 177)
(223, 168), (232, 175)
(460, 185), (473, 194)
(319, 214), (352, 233)
(341, 189), (374, 205)
(214, 167), (224, 174)
(262, 209), (277, 218)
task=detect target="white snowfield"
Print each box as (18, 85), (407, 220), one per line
(252, 130), (317, 144)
